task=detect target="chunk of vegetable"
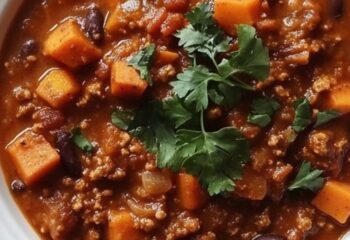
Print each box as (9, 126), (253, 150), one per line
(312, 180), (350, 224)
(36, 69), (81, 109)
(43, 19), (102, 69)
(155, 50), (179, 66)
(176, 173), (208, 210)
(110, 61), (148, 99)
(235, 167), (267, 200)
(6, 130), (60, 185)
(108, 211), (144, 240)
(214, 0), (261, 35)
(141, 171), (172, 196)
(327, 84), (350, 113)
(105, 3), (142, 35)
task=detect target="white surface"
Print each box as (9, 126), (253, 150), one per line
(0, 0), (37, 239)
(0, 1), (349, 240)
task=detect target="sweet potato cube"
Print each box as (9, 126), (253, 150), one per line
(312, 180), (350, 224)
(44, 19), (102, 69)
(105, 3), (142, 35)
(6, 131), (60, 185)
(214, 0), (261, 35)
(176, 173), (208, 210)
(108, 211), (144, 240)
(327, 84), (350, 113)
(155, 50), (179, 66)
(36, 69), (81, 108)
(110, 61), (148, 99)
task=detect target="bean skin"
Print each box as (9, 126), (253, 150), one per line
(253, 234), (286, 240)
(19, 39), (38, 57)
(55, 131), (81, 178)
(83, 7), (104, 43)
(11, 179), (26, 193)
(330, 0), (344, 19)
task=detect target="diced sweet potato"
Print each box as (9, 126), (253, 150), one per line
(177, 173), (208, 210)
(6, 130), (60, 185)
(105, 2), (142, 35)
(235, 167), (267, 200)
(214, 0), (261, 35)
(36, 69), (81, 109)
(155, 50), (179, 66)
(108, 211), (144, 240)
(327, 84), (350, 113)
(44, 19), (102, 69)
(312, 180), (350, 224)
(110, 61), (148, 99)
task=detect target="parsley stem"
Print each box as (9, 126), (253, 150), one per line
(200, 110), (206, 133)
(209, 55), (219, 72)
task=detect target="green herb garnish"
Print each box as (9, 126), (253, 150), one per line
(247, 98), (280, 127)
(315, 110), (341, 127)
(72, 128), (93, 154)
(111, 108), (134, 131)
(128, 44), (156, 85)
(288, 161), (324, 192)
(292, 98), (312, 132)
(112, 4), (270, 195)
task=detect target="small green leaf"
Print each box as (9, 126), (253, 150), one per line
(163, 98), (193, 128)
(315, 110), (341, 127)
(288, 161), (324, 192)
(128, 44), (156, 85)
(72, 128), (93, 154)
(247, 98), (280, 127)
(111, 109), (134, 130)
(171, 65), (224, 112)
(218, 25), (270, 80)
(292, 98), (312, 132)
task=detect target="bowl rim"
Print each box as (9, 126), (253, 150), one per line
(0, 1), (350, 240)
(0, 0), (37, 239)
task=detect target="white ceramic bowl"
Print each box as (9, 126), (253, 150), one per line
(0, 1), (350, 240)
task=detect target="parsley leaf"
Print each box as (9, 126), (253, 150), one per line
(175, 4), (230, 62)
(127, 102), (177, 168)
(292, 98), (312, 132)
(72, 128), (93, 154)
(218, 25), (270, 80)
(174, 127), (249, 195)
(288, 161), (324, 192)
(248, 98), (280, 127)
(128, 44), (156, 85)
(163, 97), (193, 128)
(170, 65), (226, 111)
(315, 110), (341, 127)
(111, 108), (134, 131)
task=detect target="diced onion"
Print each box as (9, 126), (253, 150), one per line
(141, 171), (172, 196)
(127, 199), (156, 218)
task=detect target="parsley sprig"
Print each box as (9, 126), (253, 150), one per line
(128, 44), (156, 85)
(112, 4), (269, 195)
(288, 161), (324, 192)
(248, 98), (280, 127)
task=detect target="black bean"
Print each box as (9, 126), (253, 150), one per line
(83, 7), (104, 43)
(330, 0), (344, 19)
(55, 131), (81, 177)
(253, 234), (286, 240)
(11, 179), (26, 193)
(19, 39), (39, 57)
